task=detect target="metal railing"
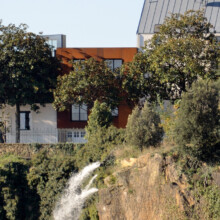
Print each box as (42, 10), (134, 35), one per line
(5, 128), (87, 144)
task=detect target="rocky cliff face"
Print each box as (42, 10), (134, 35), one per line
(97, 153), (195, 220)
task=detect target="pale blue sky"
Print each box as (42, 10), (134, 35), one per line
(0, 0), (144, 47)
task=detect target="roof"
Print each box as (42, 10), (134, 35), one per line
(137, 0), (220, 34)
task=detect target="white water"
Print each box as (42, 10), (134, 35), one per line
(53, 162), (100, 220)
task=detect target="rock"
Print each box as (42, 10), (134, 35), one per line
(121, 158), (137, 168)
(98, 153), (188, 220)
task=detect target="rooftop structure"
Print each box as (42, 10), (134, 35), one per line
(137, 0), (220, 47)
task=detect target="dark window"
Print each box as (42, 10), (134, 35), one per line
(71, 104), (88, 121)
(105, 59), (123, 71)
(20, 112), (30, 130)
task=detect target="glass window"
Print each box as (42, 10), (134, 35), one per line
(114, 60), (123, 69)
(74, 131), (79, 138)
(73, 60), (85, 71)
(20, 112), (30, 130)
(66, 132), (73, 142)
(111, 108), (119, 117)
(46, 39), (57, 57)
(105, 59), (123, 71)
(71, 104), (88, 121)
(67, 132), (72, 138)
(154, 24), (161, 33)
(81, 131), (86, 138)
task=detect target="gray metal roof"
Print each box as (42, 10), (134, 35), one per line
(137, 0), (220, 34)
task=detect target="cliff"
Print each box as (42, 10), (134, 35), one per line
(97, 153), (220, 220)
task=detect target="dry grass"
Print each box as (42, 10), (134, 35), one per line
(112, 140), (177, 162)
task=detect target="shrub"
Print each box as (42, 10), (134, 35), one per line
(27, 151), (76, 220)
(125, 102), (164, 151)
(0, 156), (37, 220)
(173, 79), (220, 160)
(82, 100), (124, 166)
(86, 100), (112, 137)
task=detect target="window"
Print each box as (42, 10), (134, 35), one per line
(154, 24), (161, 33)
(105, 59), (123, 71)
(66, 132), (73, 142)
(73, 59), (85, 63)
(46, 39), (58, 57)
(74, 131), (79, 138)
(73, 59), (85, 71)
(64, 130), (86, 142)
(71, 104), (88, 121)
(111, 107), (119, 117)
(81, 131), (86, 138)
(20, 112), (30, 130)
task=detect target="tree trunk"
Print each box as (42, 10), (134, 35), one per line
(15, 103), (20, 143)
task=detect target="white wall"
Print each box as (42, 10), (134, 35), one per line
(137, 33), (220, 49)
(0, 104), (57, 143)
(137, 34), (153, 48)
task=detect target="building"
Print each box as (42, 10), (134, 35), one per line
(55, 47), (138, 143)
(1, 47), (138, 144)
(137, 0), (220, 48)
(43, 34), (66, 56)
(3, 0), (219, 144)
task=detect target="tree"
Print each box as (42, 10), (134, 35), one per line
(125, 102), (164, 151)
(0, 22), (59, 143)
(173, 79), (219, 160)
(53, 58), (120, 111)
(145, 10), (219, 99)
(85, 100), (112, 136)
(84, 100), (123, 163)
(120, 52), (167, 105)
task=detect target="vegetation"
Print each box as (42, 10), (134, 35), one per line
(27, 151), (76, 220)
(125, 102), (164, 151)
(0, 22), (59, 142)
(53, 58), (120, 111)
(144, 10), (219, 99)
(0, 9), (219, 220)
(173, 79), (219, 160)
(75, 100), (123, 167)
(120, 52), (167, 105)
(85, 100), (113, 136)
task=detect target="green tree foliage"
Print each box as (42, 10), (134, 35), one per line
(145, 10), (219, 99)
(53, 58), (120, 111)
(173, 79), (220, 159)
(86, 100), (112, 136)
(78, 100), (123, 165)
(120, 52), (167, 105)
(0, 22), (59, 142)
(0, 155), (39, 220)
(125, 102), (164, 151)
(27, 151), (76, 220)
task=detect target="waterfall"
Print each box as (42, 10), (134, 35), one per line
(53, 162), (100, 220)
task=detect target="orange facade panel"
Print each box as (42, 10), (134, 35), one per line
(56, 48), (138, 74)
(56, 48), (137, 129)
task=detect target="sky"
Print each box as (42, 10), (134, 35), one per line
(0, 0), (144, 47)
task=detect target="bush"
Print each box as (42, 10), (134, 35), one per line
(27, 151), (76, 220)
(82, 100), (124, 166)
(125, 102), (164, 151)
(0, 155), (38, 220)
(173, 79), (220, 160)
(86, 100), (112, 137)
